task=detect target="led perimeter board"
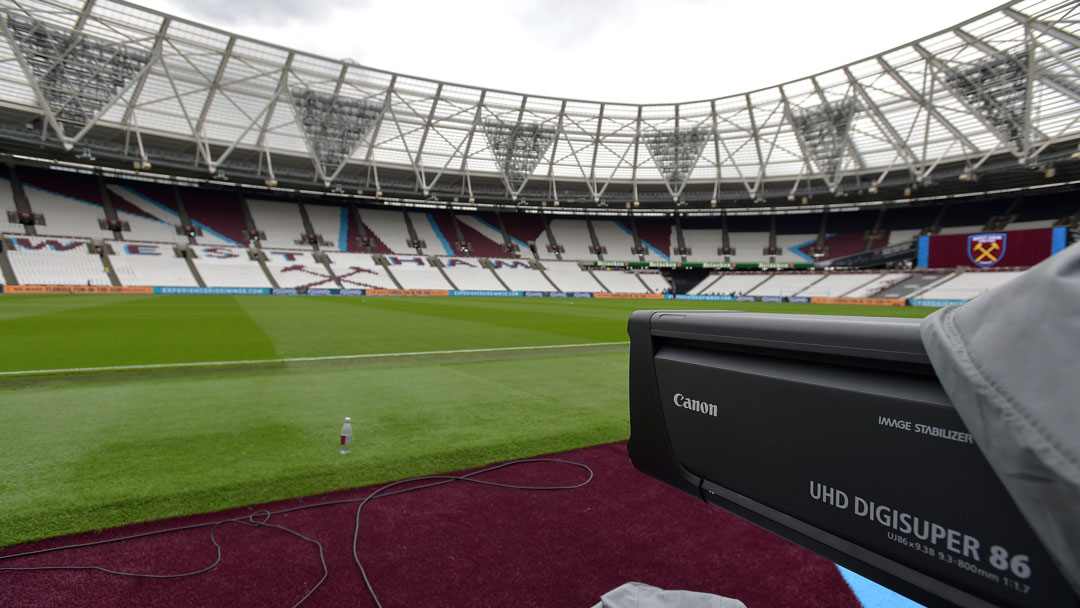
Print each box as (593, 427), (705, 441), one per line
(626, 311), (1078, 608)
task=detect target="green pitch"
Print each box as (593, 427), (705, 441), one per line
(0, 295), (934, 547)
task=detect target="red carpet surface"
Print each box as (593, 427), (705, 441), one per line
(0, 442), (862, 607)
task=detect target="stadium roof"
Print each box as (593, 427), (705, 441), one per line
(1, 0), (1079, 212)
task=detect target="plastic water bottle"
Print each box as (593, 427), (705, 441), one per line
(339, 417), (353, 455)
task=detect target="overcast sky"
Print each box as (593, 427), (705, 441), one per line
(133, 0), (1005, 104)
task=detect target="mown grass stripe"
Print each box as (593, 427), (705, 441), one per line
(0, 341), (630, 377)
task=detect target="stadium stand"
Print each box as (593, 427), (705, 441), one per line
(591, 220), (639, 259)
(548, 219), (596, 261)
(359, 208), (412, 254)
(325, 252), (398, 289)
(775, 234), (818, 263)
(748, 273), (826, 297)
(729, 232), (771, 263)
(304, 202), (347, 251)
(439, 257), (506, 291)
(887, 229), (922, 246)
(873, 272), (956, 299)
(844, 273), (909, 298)
(181, 188), (250, 247)
(796, 273), (881, 298)
(936, 225), (986, 236)
(17, 168), (113, 239)
(457, 214), (513, 258)
(682, 229), (724, 262)
(498, 214), (548, 258)
(247, 199), (311, 250)
(633, 221), (673, 260)
(698, 272), (772, 295)
(191, 246), (272, 288)
(591, 269), (649, 293)
(638, 271), (671, 294)
(383, 255), (453, 289)
(918, 271), (1024, 301)
(541, 260), (605, 292)
(6, 235), (110, 285)
(409, 211), (455, 257)
(108, 240), (198, 287)
(106, 183), (188, 244)
(0, 176), (26, 234)
(263, 250), (337, 289)
(490, 259), (555, 291)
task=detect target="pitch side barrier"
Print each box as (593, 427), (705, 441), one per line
(627, 310), (1078, 608)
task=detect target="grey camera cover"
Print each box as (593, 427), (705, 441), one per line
(589, 582), (747, 608)
(920, 242), (1080, 595)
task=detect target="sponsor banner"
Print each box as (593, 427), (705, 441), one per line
(449, 290), (524, 297)
(760, 296), (784, 303)
(306, 288), (341, 296)
(909, 298), (967, 308)
(572, 292), (594, 298)
(674, 294), (736, 301)
(810, 297), (909, 307)
(701, 262), (736, 269)
(339, 289), (366, 296)
(154, 286), (271, 295)
(548, 292), (568, 298)
(583, 260), (810, 270)
(365, 289), (451, 297)
(523, 291), (547, 298)
(3, 285), (154, 295)
(736, 295), (758, 302)
(787, 297), (811, 304)
(592, 292), (665, 300)
(272, 288), (301, 296)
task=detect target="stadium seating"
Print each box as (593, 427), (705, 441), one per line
(247, 199), (311, 250)
(498, 214), (547, 257)
(453, 215), (511, 258)
(304, 203), (347, 251)
(541, 260), (605, 292)
(19, 181), (113, 239)
(547, 219), (596, 261)
(191, 246), (272, 288)
(936, 224), (985, 236)
(383, 255), (453, 290)
(698, 272), (772, 295)
(886, 228), (922, 246)
(727, 232), (771, 263)
(108, 240), (198, 287)
(490, 259), (556, 291)
(796, 273), (881, 298)
(1, 177), (27, 234)
(325, 252), (398, 289)
(873, 272), (956, 299)
(591, 220), (639, 260)
(439, 257), (506, 291)
(843, 273), (909, 298)
(359, 208), (412, 254)
(774, 234), (818, 263)
(409, 211), (455, 256)
(6, 235), (110, 285)
(105, 185), (189, 245)
(918, 271), (1023, 301)
(748, 273), (826, 297)
(681, 229), (724, 262)
(182, 188), (250, 247)
(634, 220), (674, 260)
(590, 269), (649, 293)
(263, 250), (337, 289)
(638, 272), (671, 294)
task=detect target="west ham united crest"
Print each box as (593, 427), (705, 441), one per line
(968, 233), (1007, 267)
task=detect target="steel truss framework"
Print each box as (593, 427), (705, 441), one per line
(0, 0), (1079, 205)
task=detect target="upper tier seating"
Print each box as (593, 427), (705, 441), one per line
(108, 241), (198, 287)
(936, 225), (985, 236)
(499, 214), (548, 256)
(325, 252), (397, 289)
(682, 229), (724, 262)
(1, 177), (27, 233)
(796, 273), (880, 298)
(247, 199), (311, 250)
(918, 271), (1024, 301)
(591, 220), (640, 260)
(887, 229), (922, 246)
(633, 220), (674, 260)
(454, 215), (511, 258)
(541, 261), (604, 292)
(6, 235), (110, 285)
(699, 273), (772, 295)
(304, 203), (347, 251)
(638, 272), (671, 294)
(748, 273), (825, 297)
(20, 183), (112, 239)
(410, 212), (455, 256)
(359, 209), (412, 254)
(191, 246), (271, 288)
(774, 234), (818, 263)
(548, 219), (597, 261)
(843, 273), (909, 298)
(439, 257), (506, 291)
(106, 185), (188, 244)
(490, 259), (555, 291)
(591, 269), (648, 293)
(383, 255), (453, 290)
(181, 188), (249, 247)
(263, 250), (337, 289)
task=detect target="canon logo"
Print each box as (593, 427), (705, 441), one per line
(672, 393), (718, 417)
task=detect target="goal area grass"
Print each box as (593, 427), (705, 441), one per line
(0, 294), (934, 547)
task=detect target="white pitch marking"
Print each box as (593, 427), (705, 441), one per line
(0, 341), (630, 377)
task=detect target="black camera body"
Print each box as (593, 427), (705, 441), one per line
(627, 310), (1078, 608)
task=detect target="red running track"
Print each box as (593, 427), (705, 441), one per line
(0, 442), (861, 607)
